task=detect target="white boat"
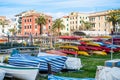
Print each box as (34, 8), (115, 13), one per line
(0, 63), (39, 80)
(0, 69), (6, 80)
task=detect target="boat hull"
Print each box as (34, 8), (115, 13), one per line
(0, 63), (39, 80)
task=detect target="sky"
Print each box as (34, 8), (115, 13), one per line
(0, 0), (120, 19)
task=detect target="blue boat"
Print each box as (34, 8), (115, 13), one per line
(8, 51), (67, 72)
(48, 75), (95, 80)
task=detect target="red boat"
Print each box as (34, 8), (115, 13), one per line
(59, 50), (77, 55)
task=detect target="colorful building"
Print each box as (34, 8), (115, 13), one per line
(69, 12), (89, 32)
(61, 16), (70, 35)
(20, 10), (52, 36)
(89, 11), (112, 34)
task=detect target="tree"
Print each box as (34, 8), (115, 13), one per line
(9, 28), (17, 46)
(9, 28), (16, 35)
(36, 16), (46, 35)
(107, 9), (120, 32)
(52, 19), (65, 36)
(0, 20), (8, 33)
(81, 20), (93, 30)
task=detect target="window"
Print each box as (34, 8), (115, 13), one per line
(28, 26), (29, 29)
(49, 20), (51, 23)
(67, 24), (68, 26)
(76, 21), (77, 24)
(30, 19), (31, 22)
(80, 21), (81, 23)
(98, 16), (100, 20)
(67, 28), (69, 31)
(24, 26), (26, 29)
(104, 16), (107, 20)
(27, 19), (29, 22)
(105, 22), (107, 27)
(67, 19), (68, 21)
(30, 25), (31, 29)
(24, 32), (26, 35)
(35, 18), (37, 21)
(35, 25), (37, 29)
(86, 17), (87, 19)
(99, 23), (100, 27)
(49, 26), (51, 29)
(36, 33), (37, 36)
(80, 17), (81, 19)
(24, 19), (26, 22)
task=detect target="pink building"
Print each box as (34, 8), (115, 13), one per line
(21, 12), (52, 36)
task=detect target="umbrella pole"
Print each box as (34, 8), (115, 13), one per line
(111, 36), (113, 60)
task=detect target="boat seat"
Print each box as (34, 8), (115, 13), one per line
(4, 73), (15, 80)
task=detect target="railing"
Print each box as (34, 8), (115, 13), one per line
(0, 47), (40, 54)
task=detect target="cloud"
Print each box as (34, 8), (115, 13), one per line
(0, 0), (120, 18)
(46, 12), (68, 20)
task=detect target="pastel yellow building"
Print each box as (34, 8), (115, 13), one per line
(89, 11), (112, 34)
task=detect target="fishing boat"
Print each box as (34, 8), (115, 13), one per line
(0, 63), (39, 80)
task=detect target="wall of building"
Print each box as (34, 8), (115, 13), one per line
(89, 11), (112, 34)
(21, 13), (52, 36)
(69, 12), (89, 32)
(61, 16), (70, 35)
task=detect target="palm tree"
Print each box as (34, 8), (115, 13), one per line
(0, 20), (8, 33)
(107, 10), (120, 33)
(9, 28), (16, 35)
(81, 20), (93, 30)
(36, 16), (46, 35)
(9, 28), (17, 46)
(52, 19), (65, 36)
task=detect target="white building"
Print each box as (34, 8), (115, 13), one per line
(69, 12), (89, 32)
(60, 12), (89, 35)
(61, 16), (70, 35)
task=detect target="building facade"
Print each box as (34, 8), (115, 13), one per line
(69, 12), (89, 33)
(89, 11), (112, 34)
(20, 10), (52, 36)
(60, 16), (70, 35)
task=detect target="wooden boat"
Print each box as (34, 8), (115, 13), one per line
(78, 51), (89, 56)
(0, 63), (39, 80)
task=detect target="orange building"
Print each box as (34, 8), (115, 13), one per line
(21, 12), (52, 36)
